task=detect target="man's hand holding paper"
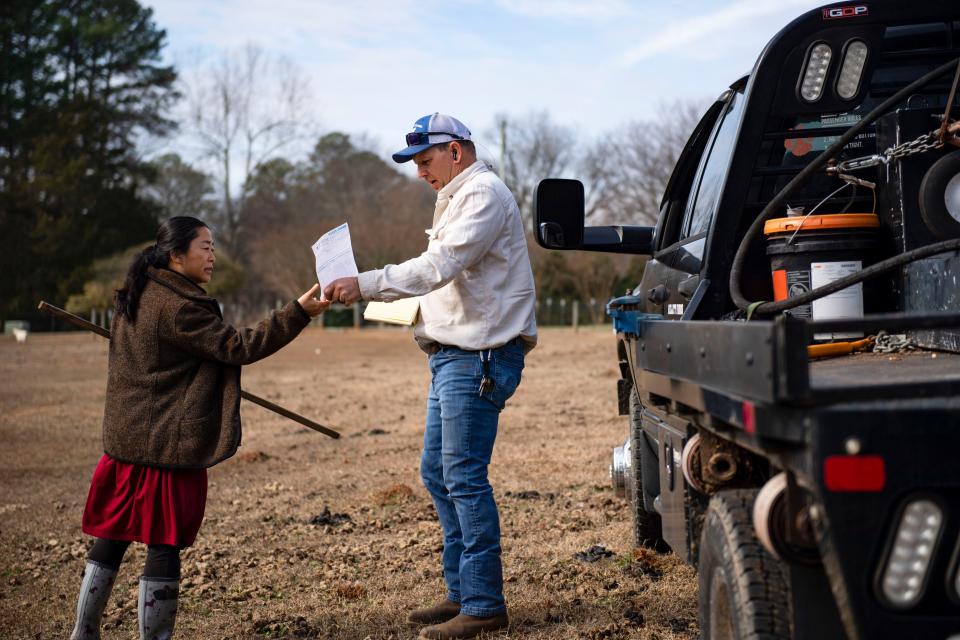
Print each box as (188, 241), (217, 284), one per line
(312, 223), (359, 303)
(324, 277), (361, 306)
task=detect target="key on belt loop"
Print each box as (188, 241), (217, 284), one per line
(478, 349), (495, 396)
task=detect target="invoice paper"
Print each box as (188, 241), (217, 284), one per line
(312, 223), (359, 297)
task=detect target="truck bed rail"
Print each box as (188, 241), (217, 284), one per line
(614, 309), (960, 406)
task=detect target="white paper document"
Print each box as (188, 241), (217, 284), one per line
(311, 223), (359, 298)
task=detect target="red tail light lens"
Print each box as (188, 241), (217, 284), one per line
(824, 455), (885, 492)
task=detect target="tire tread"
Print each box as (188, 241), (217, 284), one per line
(699, 489), (791, 640)
(629, 392), (669, 552)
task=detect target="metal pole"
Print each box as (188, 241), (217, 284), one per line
(37, 301), (340, 439)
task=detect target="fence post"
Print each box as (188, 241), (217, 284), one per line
(572, 299), (579, 332)
(353, 304), (361, 329)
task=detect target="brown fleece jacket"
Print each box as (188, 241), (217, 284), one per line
(102, 267), (311, 469)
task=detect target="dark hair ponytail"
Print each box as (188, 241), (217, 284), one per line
(115, 216), (209, 321)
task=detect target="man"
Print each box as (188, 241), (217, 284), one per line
(324, 113), (536, 640)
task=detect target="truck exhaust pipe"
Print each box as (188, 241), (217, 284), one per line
(681, 433), (706, 493)
(610, 438), (632, 499)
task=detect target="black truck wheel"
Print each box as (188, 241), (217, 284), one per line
(698, 490), (790, 640)
(629, 391), (669, 552)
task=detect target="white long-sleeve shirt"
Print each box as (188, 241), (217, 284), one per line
(357, 160), (537, 353)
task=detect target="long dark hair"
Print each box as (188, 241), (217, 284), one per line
(115, 216), (209, 321)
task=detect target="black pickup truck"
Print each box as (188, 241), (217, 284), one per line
(535, 2), (960, 639)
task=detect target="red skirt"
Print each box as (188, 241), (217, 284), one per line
(82, 455), (208, 547)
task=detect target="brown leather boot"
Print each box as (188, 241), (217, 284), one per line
(418, 612), (509, 639)
(407, 599), (461, 625)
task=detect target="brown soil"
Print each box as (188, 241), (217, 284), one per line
(0, 327), (697, 639)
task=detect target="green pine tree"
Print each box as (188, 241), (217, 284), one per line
(0, 0), (178, 326)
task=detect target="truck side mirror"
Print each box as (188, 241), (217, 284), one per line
(534, 177), (656, 255)
(534, 178), (585, 249)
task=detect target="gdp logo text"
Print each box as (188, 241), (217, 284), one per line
(822, 5), (868, 20)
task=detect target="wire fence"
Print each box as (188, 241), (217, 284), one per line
(318, 297), (612, 329)
(53, 297), (615, 336)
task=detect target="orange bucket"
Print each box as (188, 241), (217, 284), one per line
(764, 212), (880, 340)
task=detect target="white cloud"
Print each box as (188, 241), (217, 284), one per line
(620, 0), (823, 65)
(149, 0), (424, 58)
(491, 0), (630, 19)
(145, 0), (835, 172)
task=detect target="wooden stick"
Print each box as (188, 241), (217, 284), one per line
(37, 301), (340, 439)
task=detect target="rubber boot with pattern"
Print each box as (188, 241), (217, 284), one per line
(69, 561), (118, 640)
(138, 577), (179, 640)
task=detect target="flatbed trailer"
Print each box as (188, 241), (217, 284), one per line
(534, 2), (960, 638)
(607, 308), (960, 638)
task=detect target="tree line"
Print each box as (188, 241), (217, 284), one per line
(0, 0), (704, 329)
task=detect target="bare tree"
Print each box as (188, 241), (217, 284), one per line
(145, 153), (216, 218)
(181, 44), (315, 248)
(580, 100), (706, 225)
(247, 222), (324, 302)
(562, 251), (645, 323)
(526, 101), (706, 313)
(492, 111), (577, 227)
(241, 132), (434, 309)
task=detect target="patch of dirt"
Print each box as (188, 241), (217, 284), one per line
(308, 507), (352, 526)
(334, 582), (367, 599)
(574, 545), (615, 563)
(505, 490), (554, 500)
(238, 450), (272, 463)
(372, 483), (415, 506)
(624, 549), (665, 581)
(0, 328), (698, 638)
(252, 615), (322, 638)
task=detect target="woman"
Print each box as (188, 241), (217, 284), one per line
(69, 216), (328, 640)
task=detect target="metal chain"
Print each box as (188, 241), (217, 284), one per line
(872, 330), (916, 354)
(884, 130), (944, 161)
(829, 129), (945, 173)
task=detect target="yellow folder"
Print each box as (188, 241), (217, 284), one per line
(362, 297), (421, 326)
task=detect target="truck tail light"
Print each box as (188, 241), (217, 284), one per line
(823, 454), (885, 492)
(800, 42), (833, 102)
(837, 40), (868, 100)
(880, 499), (943, 608)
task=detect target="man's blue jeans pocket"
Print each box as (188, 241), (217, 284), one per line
(483, 341), (524, 410)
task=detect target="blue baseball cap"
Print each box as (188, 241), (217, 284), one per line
(392, 113), (472, 163)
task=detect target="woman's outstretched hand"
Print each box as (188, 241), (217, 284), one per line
(298, 284), (331, 317)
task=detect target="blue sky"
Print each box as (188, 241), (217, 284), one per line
(146, 0), (829, 165)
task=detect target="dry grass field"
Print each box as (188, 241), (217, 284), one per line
(0, 326), (697, 639)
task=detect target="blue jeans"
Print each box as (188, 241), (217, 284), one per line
(420, 340), (525, 617)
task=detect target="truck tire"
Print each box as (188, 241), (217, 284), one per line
(629, 391), (669, 552)
(698, 490), (790, 640)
